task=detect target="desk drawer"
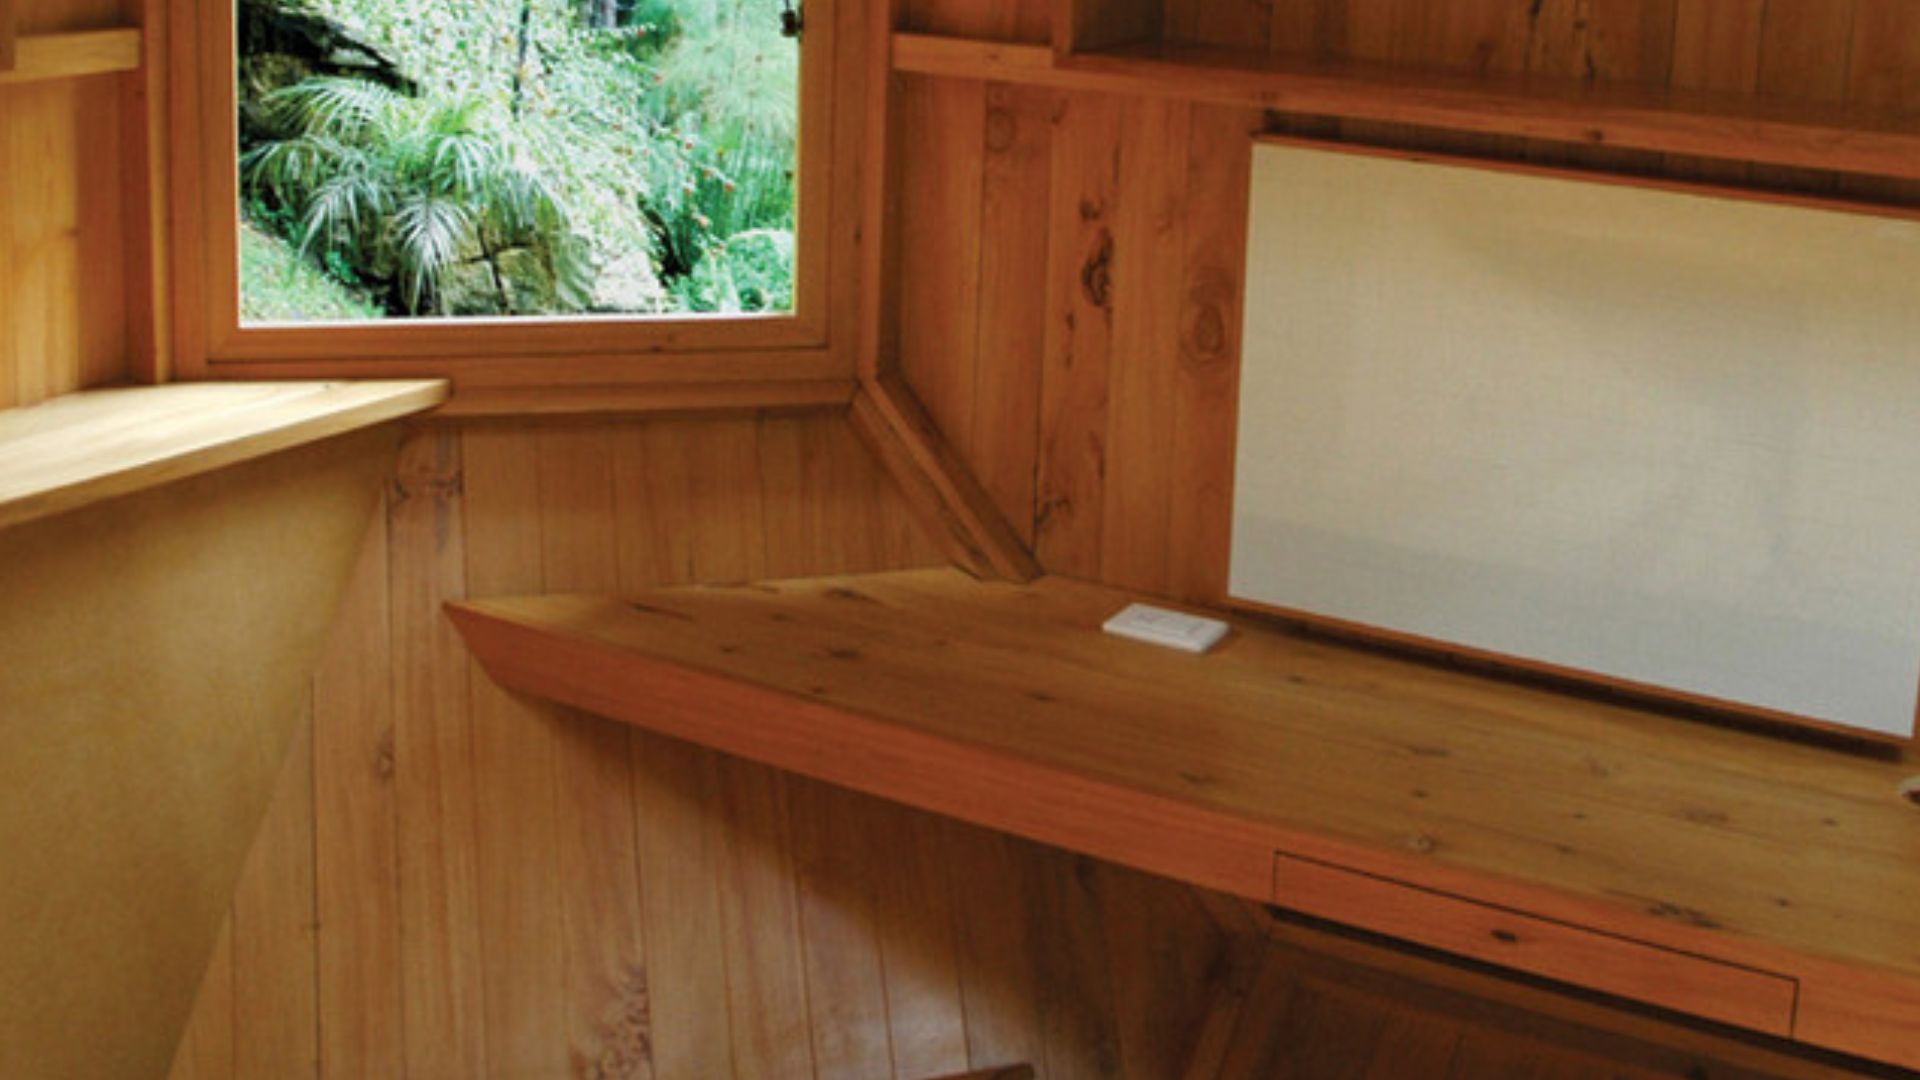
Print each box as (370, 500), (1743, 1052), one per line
(1272, 853), (1797, 1035)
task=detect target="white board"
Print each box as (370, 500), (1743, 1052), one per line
(1232, 144), (1920, 738)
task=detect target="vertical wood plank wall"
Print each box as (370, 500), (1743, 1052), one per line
(892, 0), (1920, 605)
(0, 0), (133, 406)
(167, 414), (1236, 1080)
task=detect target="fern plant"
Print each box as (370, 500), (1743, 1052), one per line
(243, 76), (595, 315)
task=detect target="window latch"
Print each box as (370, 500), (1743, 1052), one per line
(780, 1), (802, 38)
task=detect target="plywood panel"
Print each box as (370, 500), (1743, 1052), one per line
(0, 430), (395, 1080)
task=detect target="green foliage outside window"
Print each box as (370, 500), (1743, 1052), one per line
(237, 0), (797, 320)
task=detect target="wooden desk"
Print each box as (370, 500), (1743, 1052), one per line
(449, 569), (1920, 1070)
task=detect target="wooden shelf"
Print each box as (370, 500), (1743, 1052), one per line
(0, 28), (142, 86)
(0, 380), (448, 531)
(892, 33), (1920, 183)
(451, 569), (1920, 1069)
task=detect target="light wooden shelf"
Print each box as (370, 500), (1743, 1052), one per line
(452, 569), (1920, 1070)
(892, 33), (1920, 183)
(0, 28), (142, 86)
(0, 380), (448, 530)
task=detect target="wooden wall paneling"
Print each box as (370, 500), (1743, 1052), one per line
(1840, 1), (1920, 205)
(822, 413), (950, 569)
(629, 733), (739, 1079)
(0, 0), (15, 72)
(1, 78), (126, 406)
(1396, 0), (1533, 158)
(759, 415), (846, 576)
(535, 426), (656, 1074)
(646, 419), (814, 1079)
(169, 922), (237, 1080)
(1666, 0), (1765, 184)
(1166, 105), (1256, 603)
(462, 424), (572, 1077)
(713, 756), (816, 1079)
(1521, 0), (1676, 171)
(1098, 97), (1190, 594)
(73, 76), (127, 389)
(971, 84), (1056, 548)
(1057, 0), (1164, 54)
(623, 418), (755, 1080)
(391, 430), (490, 1078)
(1752, 0), (1856, 193)
(0, 83), (16, 408)
(898, 76), (988, 461)
(1026, 850), (1127, 1080)
(613, 418), (701, 587)
(788, 780), (898, 1078)
(869, 804), (973, 1078)
(311, 506), (407, 1080)
(688, 418), (775, 579)
(229, 718), (320, 1079)
(943, 823), (1049, 1074)
(1036, 92), (1123, 578)
(1163, 0), (1272, 52)
(908, 0), (1050, 41)
(755, 412), (943, 573)
(1096, 864), (1228, 1079)
(1265, 0), (1348, 59)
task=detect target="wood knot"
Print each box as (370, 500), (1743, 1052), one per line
(1081, 229), (1114, 309)
(1901, 776), (1920, 809)
(1187, 303), (1227, 360)
(984, 108), (1016, 152)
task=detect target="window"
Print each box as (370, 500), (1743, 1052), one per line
(172, 0), (835, 372)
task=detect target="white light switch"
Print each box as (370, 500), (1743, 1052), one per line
(1101, 603), (1230, 655)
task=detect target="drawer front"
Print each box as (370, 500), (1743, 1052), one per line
(1273, 853), (1798, 1035)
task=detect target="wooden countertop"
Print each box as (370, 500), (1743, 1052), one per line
(449, 569), (1920, 1068)
(0, 380), (448, 531)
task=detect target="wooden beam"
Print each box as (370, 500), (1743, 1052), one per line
(123, 0), (172, 384)
(850, 376), (1040, 582)
(892, 33), (1920, 184)
(0, 28), (141, 86)
(432, 378), (857, 419)
(856, 0), (903, 382)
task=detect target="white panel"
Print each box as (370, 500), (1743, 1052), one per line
(1232, 144), (1920, 738)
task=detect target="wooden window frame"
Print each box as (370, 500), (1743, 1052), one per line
(165, 0), (840, 386)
